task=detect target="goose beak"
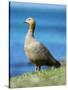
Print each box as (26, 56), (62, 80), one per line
(24, 20), (28, 24)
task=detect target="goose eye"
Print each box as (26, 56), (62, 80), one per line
(28, 18), (31, 20)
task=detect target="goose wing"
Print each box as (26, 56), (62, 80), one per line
(27, 40), (56, 65)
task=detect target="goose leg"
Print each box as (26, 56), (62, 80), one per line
(35, 65), (38, 72)
(38, 66), (41, 71)
(35, 65), (41, 71)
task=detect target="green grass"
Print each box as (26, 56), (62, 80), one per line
(9, 60), (66, 88)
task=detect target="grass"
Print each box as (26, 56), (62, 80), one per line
(9, 60), (66, 88)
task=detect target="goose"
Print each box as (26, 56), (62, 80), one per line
(24, 17), (61, 71)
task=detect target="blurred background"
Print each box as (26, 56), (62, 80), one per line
(9, 2), (66, 77)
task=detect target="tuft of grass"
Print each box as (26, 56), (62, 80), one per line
(9, 60), (66, 88)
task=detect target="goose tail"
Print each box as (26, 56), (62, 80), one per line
(54, 60), (61, 68)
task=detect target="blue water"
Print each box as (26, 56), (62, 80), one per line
(9, 2), (66, 77)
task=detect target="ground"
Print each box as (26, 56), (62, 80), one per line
(9, 60), (66, 88)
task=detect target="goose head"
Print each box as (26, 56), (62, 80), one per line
(24, 17), (35, 30)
